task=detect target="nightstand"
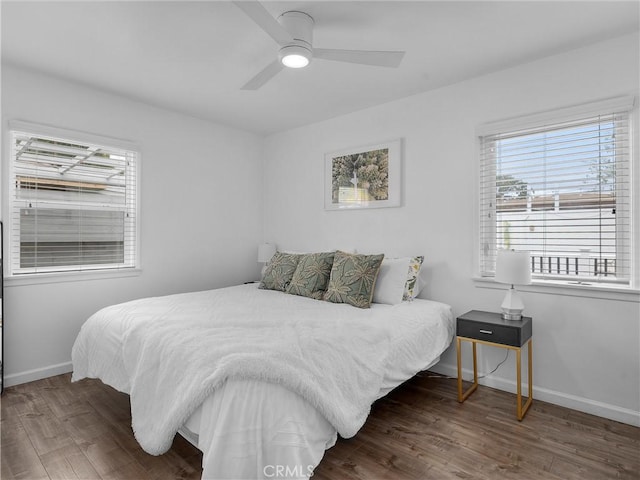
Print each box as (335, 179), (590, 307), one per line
(456, 310), (533, 420)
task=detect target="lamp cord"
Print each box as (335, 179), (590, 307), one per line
(478, 349), (509, 379)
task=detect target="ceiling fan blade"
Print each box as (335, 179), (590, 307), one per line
(314, 48), (405, 68)
(233, 1), (293, 46)
(241, 60), (284, 90)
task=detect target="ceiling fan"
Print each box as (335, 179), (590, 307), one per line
(234, 1), (405, 90)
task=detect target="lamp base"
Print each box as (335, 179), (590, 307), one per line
(501, 285), (525, 321)
(501, 311), (523, 321)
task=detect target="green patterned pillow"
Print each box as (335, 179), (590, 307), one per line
(323, 251), (385, 308)
(403, 256), (424, 300)
(259, 252), (302, 291)
(286, 252), (336, 300)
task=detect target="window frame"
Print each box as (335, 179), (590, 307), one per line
(4, 120), (141, 282)
(475, 96), (639, 293)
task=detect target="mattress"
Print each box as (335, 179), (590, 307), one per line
(72, 283), (454, 479)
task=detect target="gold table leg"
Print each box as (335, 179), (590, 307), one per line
(517, 338), (533, 421)
(457, 337), (478, 402)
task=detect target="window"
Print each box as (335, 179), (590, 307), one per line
(8, 123), (138, 276)
(478, 97), (634, 287)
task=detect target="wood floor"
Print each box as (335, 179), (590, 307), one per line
(1, 372), (638, 480)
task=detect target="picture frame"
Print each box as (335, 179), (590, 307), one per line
(324, 139), (402, 210)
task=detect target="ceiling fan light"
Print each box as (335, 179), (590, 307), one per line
(279, 45), (311, 68)
(282, 54), (309, 68)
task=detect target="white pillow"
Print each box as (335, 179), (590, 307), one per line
(373, 257), (411, 305)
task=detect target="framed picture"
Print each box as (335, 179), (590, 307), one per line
(324, 139), (402, 210)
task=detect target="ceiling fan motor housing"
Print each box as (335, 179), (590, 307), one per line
(278, 11), (314, 63)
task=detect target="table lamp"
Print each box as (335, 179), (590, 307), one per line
(495, 249), (531, 320)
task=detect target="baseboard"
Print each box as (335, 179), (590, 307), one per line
(430, 362), (640, 427)
(4, 361), (73, 388)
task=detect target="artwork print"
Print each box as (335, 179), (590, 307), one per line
(325, 139), (401, 210)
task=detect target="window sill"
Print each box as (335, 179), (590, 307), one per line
(5, 268), (142, 287)
(473, 276), (640, 303)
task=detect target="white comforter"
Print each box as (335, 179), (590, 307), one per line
(72, 284), (454, 479)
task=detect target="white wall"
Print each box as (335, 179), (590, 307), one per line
(1, 64), (264, 385)
(263, 33), (640, 425)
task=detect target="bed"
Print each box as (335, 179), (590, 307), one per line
(72, 282), (454, 479)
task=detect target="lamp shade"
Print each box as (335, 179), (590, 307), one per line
(495, 250), (531, 285)
(257, 243), (277, 263)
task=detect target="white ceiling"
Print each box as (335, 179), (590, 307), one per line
(2, 1), (638, 135)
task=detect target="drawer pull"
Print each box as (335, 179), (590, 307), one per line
(479, 329), (493, 335)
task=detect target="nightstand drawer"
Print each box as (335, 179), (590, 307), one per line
(457, 310), (532, 347)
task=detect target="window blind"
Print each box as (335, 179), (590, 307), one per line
(479, 99), (633, 286)
(9, 128), (138, 275)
